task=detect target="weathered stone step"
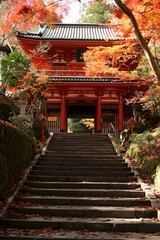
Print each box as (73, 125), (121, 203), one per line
(47, 151), (116, 155)
(48, 146), (113, 149)
(49, 144), (112, 147)
(40, 155), (122, 159)
(33, 166), (131, 172)
(44, 152), (118, 157)
(52, 139), (110, 142)
(9, 206), (157, 219)
(49, 143), (112, 147)
(50, 138), (111, 142)
(49, 146), (112, 149)
(49, 142), (111, 146)
(51, 136), (110, 139)
(28, 175), (137, 182)
(24, 181), (140, 190)
(20, 188), (145, 198)
(36, 161), (127, 167)
(1, 218), (160, 233)
(48, 144), (114, 147)
(1, 229), (159, 240)
(30, 170), (134, 177)
(49, 143), (111, 146)
(51, 135), (110, 140)
(38, 157), (123, 163)
(40, 153), (121, 158)
(15, 196), (151, 207)
(45, 152), (117, 156)
(51, 135), (109, 139)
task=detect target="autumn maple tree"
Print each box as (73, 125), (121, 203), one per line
(111, 0), (160, 124)
(84, 0), (160, 82)
(114, 0), (160, 82)
(0, 0), (78, 52)
(84, 44), (144, 79)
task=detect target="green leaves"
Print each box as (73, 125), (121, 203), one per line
(1, 51), (31, 92)
(79, 0), (111, 23)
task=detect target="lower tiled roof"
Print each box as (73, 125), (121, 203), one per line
(49, 77), (138, 83)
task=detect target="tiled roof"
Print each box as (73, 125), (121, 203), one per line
(49, 77), (138, 83)
(16, 23), (128, 41)
(0, 91), (12, 105)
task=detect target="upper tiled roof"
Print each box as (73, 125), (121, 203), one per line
(16, 23), (129, 41)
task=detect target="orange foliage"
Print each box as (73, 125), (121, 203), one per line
(84, 0), (160, 80)
(84, 45), (144, 80)
(17, 72), (49, 100)
(140, 84), (160, 116)
(0, 0), (75, 35)
(112, 0), (160, 40)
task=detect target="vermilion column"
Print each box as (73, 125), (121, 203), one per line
(60, 95), (66, 132)
(96, 96), (102, 133)
(118, 96), (123, 131)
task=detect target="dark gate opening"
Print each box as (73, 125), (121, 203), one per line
(67, 105), (95, 133)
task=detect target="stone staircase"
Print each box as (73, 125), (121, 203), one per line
(0, 133), (160, 239)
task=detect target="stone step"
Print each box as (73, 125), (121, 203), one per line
(8, 206), (157, 219)
(51, 137), (111, 141)
(49, 142), (112, 146)
(48, 145), (113, 149)
(27, 175), (137, 182)
(49, 142), (111, 145)
(47, 146), (115, 150)
(40, 153), (121, 157)
(1, 230), (160, 240)
(47, 142), (114, 146)
(49, 143), (112, 146)
(15, 196), (151, 207)
(24, 181), (140, 190)
(19, 188), (145, 198)
(47, 150), (116, 154)
(1, 218), (160, 233)
(29, 170), (134, 177)
(44, 154), (119, 159)
(32, 166), (131, 172)
(47, 144), (114, 147)
(49, 145), (112, 148)
(52, 135), (110, 139)
(38, 157), (123, 163)
(36, 161), (127, 167)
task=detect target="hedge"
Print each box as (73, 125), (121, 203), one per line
(0, 120), (35, 195)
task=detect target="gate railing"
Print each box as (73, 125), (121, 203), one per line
(46, 114), (60, 133)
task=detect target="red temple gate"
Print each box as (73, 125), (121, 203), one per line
(16, 23), (147, 133)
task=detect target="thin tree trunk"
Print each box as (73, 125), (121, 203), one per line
(114, 0), (160, 82)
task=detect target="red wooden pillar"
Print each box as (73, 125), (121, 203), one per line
(96, 96), (102, 133)
(118, 96), (123, 132)
(60, 95), (66, 132)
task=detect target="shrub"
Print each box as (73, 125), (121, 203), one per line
(126, 127), (160, 184)
(0, 119), (35, 195)
(10, 115), (33, 142)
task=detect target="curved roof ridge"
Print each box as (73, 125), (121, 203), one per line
(16, 23), (135, 41)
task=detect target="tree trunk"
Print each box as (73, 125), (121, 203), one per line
(114, 0), (160, 82)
